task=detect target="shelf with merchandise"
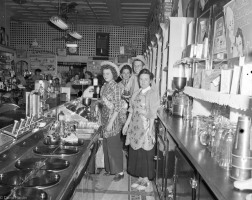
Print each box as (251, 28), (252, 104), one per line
(173, 57), (207, 66)
(183, 86), (252, 111)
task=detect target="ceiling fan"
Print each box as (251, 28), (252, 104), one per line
(52, 32), (77, 42)
(60, 2), (78, 20)
(50, 0), (83, 42)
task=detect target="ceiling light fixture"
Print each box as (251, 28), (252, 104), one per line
(68, 11), (83, 40)
(49, 0), (68, 30)
(66, 43), (78, 48)
(50, 16), (68, 30)
(69, 31), (82, 40)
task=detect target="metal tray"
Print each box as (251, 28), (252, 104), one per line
(15, 157), (70, 171)
(0, 169), (60, 189)
(33, 145), (79, 156)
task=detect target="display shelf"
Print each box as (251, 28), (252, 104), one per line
(173, 57), (207, 66)
(184, 86), (252, 111)
(173, 57), (227, 67)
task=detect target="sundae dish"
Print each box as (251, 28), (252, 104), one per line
(46, 120), (79, 144)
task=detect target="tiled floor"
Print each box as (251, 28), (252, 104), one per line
(72, 170), (156, 200)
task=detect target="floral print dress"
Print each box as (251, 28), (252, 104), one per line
(100, 80), (122, 138)
(125, 90), (155, 151)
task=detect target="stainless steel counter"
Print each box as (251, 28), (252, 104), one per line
(0, 126), (98, 200)
(157, 108), (249, 200)
(0, 98), (99, 200)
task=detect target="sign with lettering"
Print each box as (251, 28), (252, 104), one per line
(213, 16), (226, 55)
(30, 54), (57, 75)
(224, 0), (252, 63)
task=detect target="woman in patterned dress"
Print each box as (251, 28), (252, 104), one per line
(100, 61), (124, 182)
(118, 63), (133, 152)
(122, 68), (160, 191)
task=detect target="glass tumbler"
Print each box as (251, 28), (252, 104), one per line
(216, 126), (230, 163)
(191, 115), (203, 136)
(218, 128), (234, 170)
(211, 125), (225, 158)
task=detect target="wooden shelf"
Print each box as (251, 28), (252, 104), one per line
(184, 86), (252, 111)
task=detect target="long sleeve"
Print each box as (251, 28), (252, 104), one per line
(113, 83), (121, 112)
(145, 88), (160, 119)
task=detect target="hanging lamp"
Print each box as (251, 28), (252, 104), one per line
(68, 11), (82, 40)
(49, 0), (68, 30)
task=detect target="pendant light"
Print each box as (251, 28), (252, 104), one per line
(68, 11), (82, 40)
(49, 0), (69, 30)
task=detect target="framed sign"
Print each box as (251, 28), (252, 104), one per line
(224, 0), (252, 63)
(213, 15), (227, 55)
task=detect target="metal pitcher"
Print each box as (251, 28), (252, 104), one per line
(231, 116), (252, 180)
(232, 116), (252, 157)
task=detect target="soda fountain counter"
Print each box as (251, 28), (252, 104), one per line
(156, 107), (249, 200)
(0, 98), (100, 200)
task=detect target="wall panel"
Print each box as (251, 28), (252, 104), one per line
(10, 22), (147, 57)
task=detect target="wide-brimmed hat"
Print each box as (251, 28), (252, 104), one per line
(119, 62), (132, 71)
(100, 61), (120, 76)
(132, 55), (147, 67)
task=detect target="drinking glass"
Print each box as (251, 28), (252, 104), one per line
(191, 115), (203, 136)
(218, 130), (233, 169)
(211, 125), (225, 158)
(198, 117), (212, 146)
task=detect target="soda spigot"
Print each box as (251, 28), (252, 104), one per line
(11, 120), (19, 136)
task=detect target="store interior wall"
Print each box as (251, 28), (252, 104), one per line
(10, 22), (147, 58)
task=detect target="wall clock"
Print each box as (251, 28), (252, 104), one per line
(67, 47), (79, 55)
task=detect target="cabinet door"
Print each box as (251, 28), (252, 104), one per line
(174, 148), (195, 200)
(155, 119), (176, 200)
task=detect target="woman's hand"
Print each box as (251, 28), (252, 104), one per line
(106, 121), (113, 132)
(122, 123), (129, 135)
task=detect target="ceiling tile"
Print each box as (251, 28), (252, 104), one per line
(7, 0), (155, 26)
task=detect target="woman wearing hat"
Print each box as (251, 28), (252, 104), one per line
(123, 68), (160, 191)
(100, 61), (124, 182)
(130, 55), (147, 96)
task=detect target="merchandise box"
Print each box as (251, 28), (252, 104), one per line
(201, 69), (221, 91)
(220, 69), (233, 94)
(240, 64), (252, 96)
(182, 44), (195, 58)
